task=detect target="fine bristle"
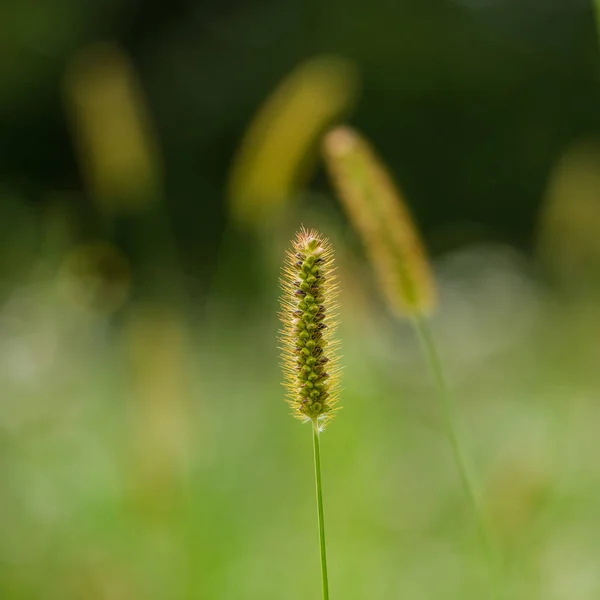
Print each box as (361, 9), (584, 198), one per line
(279, 227), (341, 426)
(322, 126), (436, 317)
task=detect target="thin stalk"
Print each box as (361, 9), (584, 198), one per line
(411, 315), (499, 598)
(312, 420), (330, 600)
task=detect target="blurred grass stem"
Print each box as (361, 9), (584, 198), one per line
(412, 315), (499, 599)
(312, 420), (330, 600)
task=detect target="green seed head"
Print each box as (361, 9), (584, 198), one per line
(280, 228), (341, 426)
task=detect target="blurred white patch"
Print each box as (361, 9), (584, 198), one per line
(0, 268), (111, 432)
(430, 242), (543, 368)
(0, 288), (60, 386)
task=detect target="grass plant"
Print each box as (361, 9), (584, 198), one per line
(323, 126), (499, 598)
(279, 228), (342, 599)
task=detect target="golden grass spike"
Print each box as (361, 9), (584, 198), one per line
(322, 126), (436, 316)
(228, 56), (360, 229)
(279, 228), (341, 427)
(63, 43), (162, 214)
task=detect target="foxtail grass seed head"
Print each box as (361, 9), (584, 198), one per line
(280, 228), (341, 426)
(228, 56), (359, 229)
(322, 126), (436, 317)
(63, 43), (162, 214)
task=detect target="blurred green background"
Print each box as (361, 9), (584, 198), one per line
(2, 0), (600, 598)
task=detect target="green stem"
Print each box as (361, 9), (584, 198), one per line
(411, 315), (499, 598)
(312, 420), (330, 600)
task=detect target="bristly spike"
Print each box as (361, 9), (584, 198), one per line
(322, 125), (436, 317)
(279, 227), (341, 427)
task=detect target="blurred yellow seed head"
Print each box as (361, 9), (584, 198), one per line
(63, 43), (162, 214)
(537, 138), (600, 289)
(229, 56), (360, 229)
(322, 126), (436, 317)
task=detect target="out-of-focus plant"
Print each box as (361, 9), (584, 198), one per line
(123, 304), (191, 518)
(228, 56), (360, 230)
(322, 126), (435, 317)
(63, 43), (162, 214)
(537, 138), (600, 293)
(323, 125), (500, 598)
